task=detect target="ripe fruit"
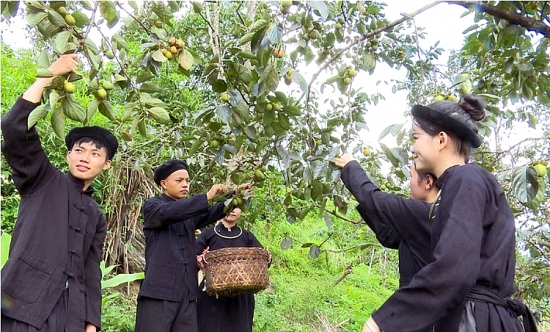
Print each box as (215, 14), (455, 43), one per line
(176, 39), (185, 49)
(101, 80), (113, 90)
(65, 14), (76, 26)
(105, 50), (115, 59)
(168, 36), (176, 46)
(308, 31), (317, 39)
(57, 6), (67, 15)
(163, 49), (173, 59)
(266, 103), (273, 111)
(434, 94), (445, 101)
(170, 46), (178, 54)
(63, 80), (75, 93)
(273, 103), (281, 111)
(96, 88), (107, 99)
(347, 68), (357, 77)
(380, 184), (387, 190)
(534, 163), (547, 177)
(343, 77), (351, 85)
(220, 93), (229, 102)
(274, 48), (284, 58)
(363, 147), (370, 156)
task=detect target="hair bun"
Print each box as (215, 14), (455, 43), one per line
(459, 94), (486, 122)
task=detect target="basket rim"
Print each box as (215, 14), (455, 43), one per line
(204, 247), (270, 259)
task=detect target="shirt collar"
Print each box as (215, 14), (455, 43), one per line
(66, 172), (94, 195)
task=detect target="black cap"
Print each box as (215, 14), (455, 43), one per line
(65, 126), (119, 160)
(411, 105), (482, 148)
(154, 160), (189, 185)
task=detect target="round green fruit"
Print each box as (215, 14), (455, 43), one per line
(434, 94), (445, 101)
(65, 14), (76, 26)
(210, 140), (220, 149)
(101, 80), (114, 90)
(343, 77), (352, 85)
(96, 88), (107, 99)
(57, 6), (67, 15)
(63, 80), (75, 93)
(220, 93), (229, 102)
(105, 50), (115, 59)
(273, 103), (281, 111)
(266, 103), (273, 111)
(534, 163), (547, 177)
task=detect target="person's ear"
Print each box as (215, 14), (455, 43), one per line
(160, 180), (167, 190)
(438, 132), (451, 150)
(425, 175), (434, 190)
(102, 160), (111, 171)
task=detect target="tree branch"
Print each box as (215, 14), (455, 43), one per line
(297, 1), (441, 104)
(447, 1), (550, 38)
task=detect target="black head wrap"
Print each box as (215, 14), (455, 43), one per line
(154, 160), (189, 185)
(411, 105), (482, 148)
(65, 126), (119, 160)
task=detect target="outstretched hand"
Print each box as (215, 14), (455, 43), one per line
(238, 183), (253, 197)
(206, 184), (228, 201)
(334, 153), (355, 169)
(48, 54), (78, 77)
(197, 246), (210, 271)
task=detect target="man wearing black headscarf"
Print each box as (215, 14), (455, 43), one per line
(135, 159), (253, 332)
(1, 54), (118, 332)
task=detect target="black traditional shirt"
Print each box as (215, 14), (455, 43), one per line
(341, 161), (433, 287)
(196, 224), (263, 332)
(138, 193), (225, 302)
(1, 97), (105, 330)
(373, 164), (520, 332)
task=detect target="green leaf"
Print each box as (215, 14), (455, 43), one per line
(152, 49), (167, 62)
(512, 166), (539, 203)
(191, 2), (203, 13)
(238, 32), (255, 46)
(309, 245), (321, 258)
(178, 49), (194, 70)
(98, 100), (115, 120)
(111, 33), (129, 50)
(148, 107), (171, 124)
(87, 98), (100, 121)
(27, 104), (49, 129)
(26, 11), (48, 26)
(323, 213), (333, 228)
(266, 23), (283, 44)
(260, 62), (279, 93)
(264, 110), (276, 126)
(1, 232), (11, 268)
(72, 11), (90, 28)
(309, 1), (329, 20)
(47, 9), (66, 27)
(51, 107), (66, 137)
(62, 95), (86, 123)
(102, 272), (144, 289)
(278, 112), (291, 130)
(98, 1), (119, 28)
(36, 68), (54, 78)
(139, 82), (161, 93)
(291, 71), (308, 94)
(54, 31), (72, 54)
(280, 237), (293, 250)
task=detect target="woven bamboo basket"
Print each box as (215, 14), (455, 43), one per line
(203, 247), (270, 297)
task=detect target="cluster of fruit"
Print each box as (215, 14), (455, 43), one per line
(335, 18), (345, 31)
(57, 6), (75, 26)
(162, 36), (185, 60)
(273, 47), (285, 58)
(364, 34), (381, 51)
(342, 66), (358, 85)
(434, 93), (458, 102)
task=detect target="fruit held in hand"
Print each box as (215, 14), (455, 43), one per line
(534, 163), (547, 177)
(63, 80), (75, 93)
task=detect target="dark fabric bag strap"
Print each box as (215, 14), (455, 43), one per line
(466, 285), (538, 332)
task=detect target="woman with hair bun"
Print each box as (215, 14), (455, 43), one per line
(363, 95), (537, 332)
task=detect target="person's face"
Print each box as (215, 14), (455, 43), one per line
(410, 165), (429, 201)
(223, 207), (242, 224)
(411, 122), (438, 174)
(161, 169), (190, 200)
(67, 142), (111, 186)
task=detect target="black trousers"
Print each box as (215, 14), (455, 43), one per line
(135, 294), (197, 332)
(1, 290), (68, 332)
